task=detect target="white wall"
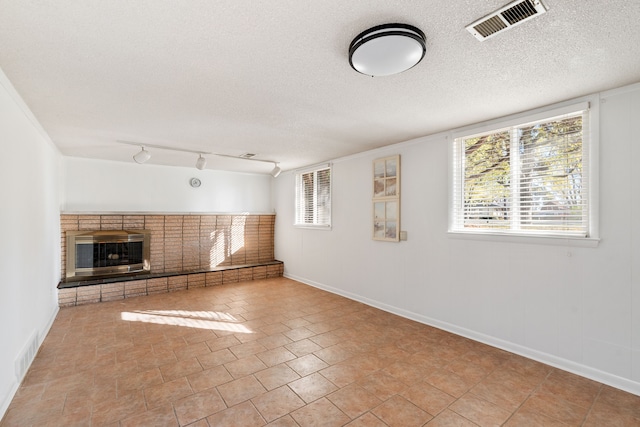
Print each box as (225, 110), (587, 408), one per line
(0, 70), (61, 416)
(274, 82), (640, 395)
(63, 157), (273, 213)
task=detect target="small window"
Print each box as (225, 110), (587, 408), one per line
(295, 165), (331, 228)
(451, 103), (592, 238)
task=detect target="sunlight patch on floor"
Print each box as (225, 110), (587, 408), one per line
(120, 310), (253, 333)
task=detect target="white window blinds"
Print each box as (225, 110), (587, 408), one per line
(452, 105), (590, 237)
(295, 165), (331, 227)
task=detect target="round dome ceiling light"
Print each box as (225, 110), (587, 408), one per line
(349, 23), (426, 77)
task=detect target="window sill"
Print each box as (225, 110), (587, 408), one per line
(447, 231), (600, 248)
(294, 224), (332, 231)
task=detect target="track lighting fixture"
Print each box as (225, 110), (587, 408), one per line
(133, 146), (151, 164)
(118, 140), (280, 174)
(271, 163), (282, 178)
(195, 154), (207, 170)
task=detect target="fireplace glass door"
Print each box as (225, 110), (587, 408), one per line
(66, 230), (150, 281)
(75, 240), (144, 269)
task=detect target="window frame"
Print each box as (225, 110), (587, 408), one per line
(448, 98), (600, 247)
(294, 164), (332, 229)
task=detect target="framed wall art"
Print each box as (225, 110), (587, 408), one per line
(372, 155), (400, 241)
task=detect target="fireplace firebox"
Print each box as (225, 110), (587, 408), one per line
(66, 230), (151, 281)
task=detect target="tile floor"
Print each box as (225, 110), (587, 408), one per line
(2, 277), (639, 426)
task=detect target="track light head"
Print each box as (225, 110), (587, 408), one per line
(195, 154), (207, 170)
(271, 163), (282, 178)
(133, 147), (151, 164)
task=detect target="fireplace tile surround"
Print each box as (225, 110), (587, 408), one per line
(59, 213), (282, 307)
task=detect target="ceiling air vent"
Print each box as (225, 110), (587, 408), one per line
(466, 0), (547, 41)
(240, 153), (257, 159)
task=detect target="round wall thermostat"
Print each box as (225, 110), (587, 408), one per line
(189, 177), (201, 188)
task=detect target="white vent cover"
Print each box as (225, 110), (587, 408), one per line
(466, 0), (547, 41)
(15, 331), (38, 382)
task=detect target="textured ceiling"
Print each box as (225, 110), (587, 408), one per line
(1, 0), (640, 174)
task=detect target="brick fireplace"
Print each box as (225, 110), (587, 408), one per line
(58, 213), (282, 306)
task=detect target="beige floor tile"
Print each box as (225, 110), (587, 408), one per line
(282, 317), (311, 329)
(288, 372), (338, 403)
(117, 368), (164, 397)
(469, 367), (539, 412)
(230, 341), (269, 358)
(206, 400), (266, 427)
(371, 394), (433, 426)
(319, 363), (363, 388)
(286, 353), (328, 377)
(143, 377), (194, 410)
(197, 347), (237, 369)
(136, 349), (178, 371)
(291, 397), (350, 427)
(5, 278), (640, 427)
(309, 331), (342, 348)
(120, 404), (179, 427)
(2, 395), (66, 426)
(174, 342), (211, 361)
(313, 343), (354, 364)
(265, 414), (298, 426)
(205, 334), (242, 352)
(254, 364), (301, 391)
(257, 333), (293, 350)
(252, 385), (305, 422)
(285, 338), (323, 357)
(449, 393), (512, 426)
(517, 389), (590, 425)
(159, 357), (203, 382)
(538, 369), (601, 409)
(224, 355), (268, 378)
(217, 375), (267, 407)
(426, 369), (475, 398)
(173, 388), (227, 426)
(256, 347), (297, 367)
(426, 409), (479, 426)
(357, 371), (408, 401)
(259, 323), (292, 336)
(401, 381), (456, 416)
(504, 406), (570, 427)
(327, 383), (383, 419)
(91, 390), (147, 425)
(344, 412), (388, 426)
(283, 326), (316, 342)
(583, 404), (640, 426)
(187, 365), (233, 392)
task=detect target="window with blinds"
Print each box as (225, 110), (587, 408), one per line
(452, 104), (590, 237)
(295, 165), (331, 228)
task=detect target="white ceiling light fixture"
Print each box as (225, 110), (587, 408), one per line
(195, 154), (207, 170)
(133, 146), (151, 164)
(349, 23), (426, 77)
(271, 163), (281, 178)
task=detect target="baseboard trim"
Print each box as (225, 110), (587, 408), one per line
(284, 273), (640, 397)
(0, 383), (19, 424)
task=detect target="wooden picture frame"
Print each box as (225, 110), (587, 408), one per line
(372, 155), (400, 242)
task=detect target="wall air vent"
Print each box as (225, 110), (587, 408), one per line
(466, 0), (547, 41)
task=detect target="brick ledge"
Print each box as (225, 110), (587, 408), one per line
(57, 261), (283, 307)
(58, 260), (284, 289)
